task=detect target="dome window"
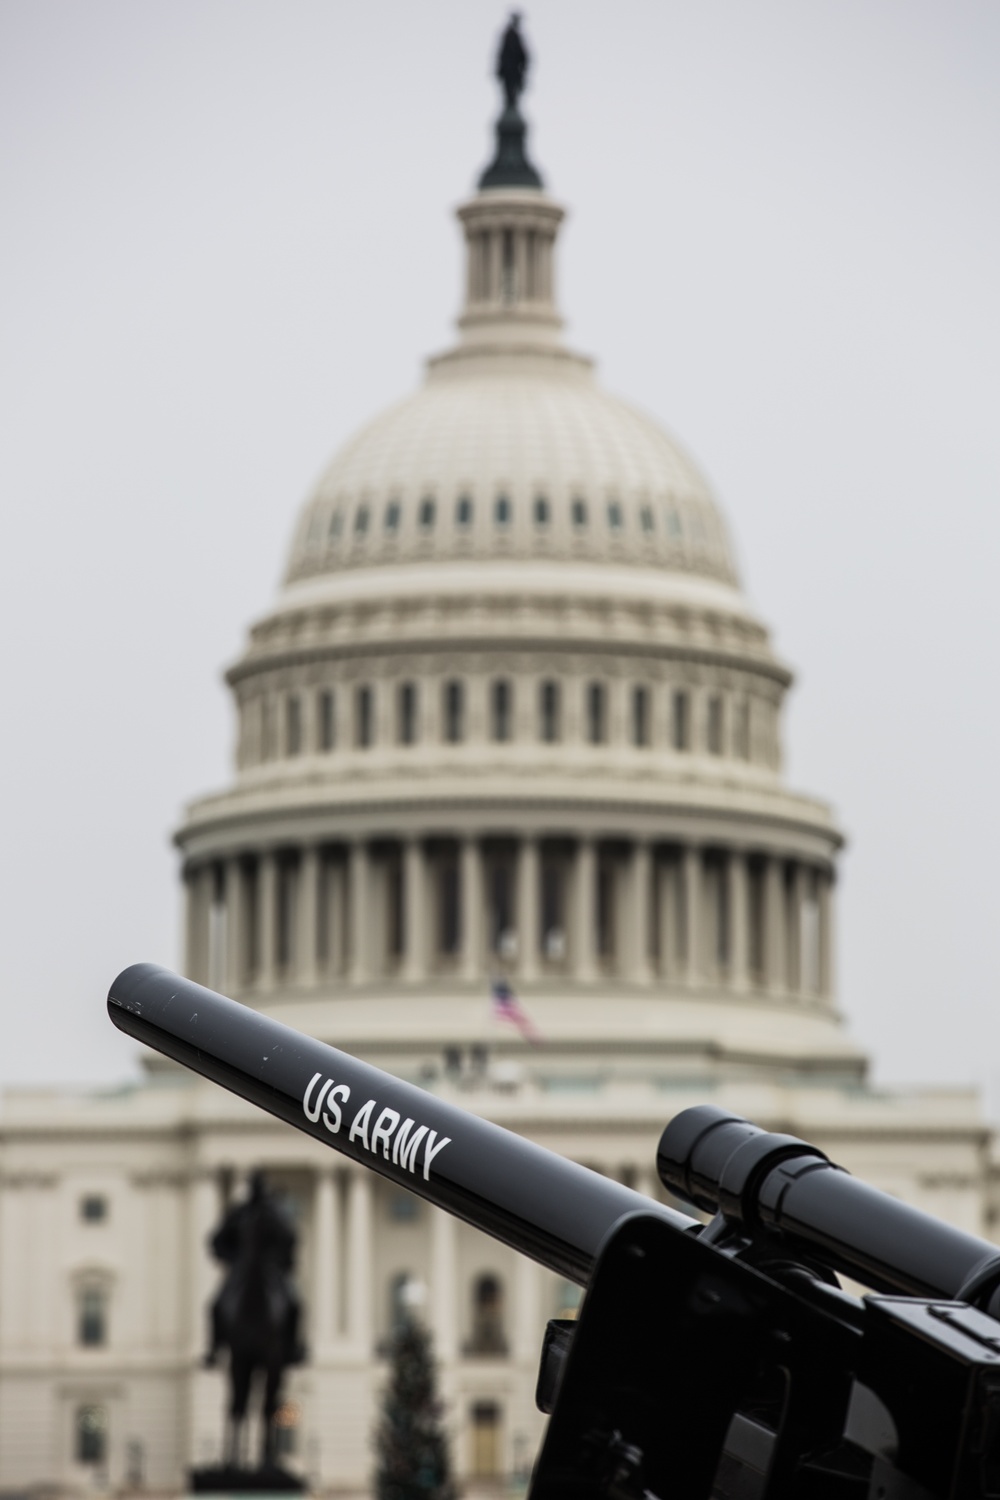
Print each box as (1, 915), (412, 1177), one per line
(384, 501), (400, 533)
(491, 679), (512, 742)
(318, 689), (336, 751)
(632, 686), (650, 747)
(607, 501), (624, 532)
(586, 682), (606, 745)
(494, 494), (512, 528)
(354, 505), (369, 535)
(539, 680), (560, 742)
(356, 685), (374, 748)
(285, 695), (302, 757)
(419, 496), (436, 530)
(707, 695), (724, 755)
(572, 498), (588, 528)
(534, 495), (550, 528)
(398, 682), (418, 745)
(443, 680), (464, 743)
(640, 506), (655, 534)
(672, 690), (690, 751)
(456, 495), (473, 528)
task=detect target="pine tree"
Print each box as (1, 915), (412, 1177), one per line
(374, 1315), (457, 1500)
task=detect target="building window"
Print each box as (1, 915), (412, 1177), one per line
(571, 497), (587, 528)
(607, 500), (623, 532)
(491, 679), (511, 742)
(443, 680), (464, 743)
(80, 1195), (107, 1223)
(384, 500), (400, 533)
(456, 494), (473, 528)
(494, 494), (511, 528)
(438, 852), (460, 956)
(534, 495), (550, 528)
(470, 1401), (502, 1478)
(707, 695), (724, 755)
(672, 690), (689, 751)
(748, 860), (765, 984)
(354, 505), (369, 534)
(707, 854), (729, 967)
(632, 686), (649, 747)
(356, 685), (374, 748)
(318, 689), (335, 751)
(419, 496), (435, 530)
(76, 1405), (108, 1465)
(539, 680), (560, 742)
(467, 1274), (507, 1355)
(285, 695), (302, 757)
(398, 682), (418, 745)
(640, 505), (654, 533)
(388, 1190), (420, 1223)
(78, 1286), (107, 1347)
(586, 682), (605, 745)
(596, 854), (615, 959)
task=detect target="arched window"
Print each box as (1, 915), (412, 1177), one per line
(494, 494), (511, 528)
(318, 689), (335, 751)
(384, 500), (400, 533)
(491, 679), (511, 742)
(443, 680), (464, 743)
(533, 495), (550, 528)
(672, 690), (689, 751)
(80, 1195), (107, 1223)
(356, 685), (374, 748)
(571, 497), (588, 529)
(586, 682), (605, 745)
(78, 1284), (107, 1347)
(539, 680), (560, 743)
(398, 682), (418, 745)
(455, 495), (473, 528)
(632, 686), (649, 747)
(468, 1273), (507, 1355)
(607, 500), (623, 532)
(76, 1405), (107, 1465)
(419, 496), (436, 530)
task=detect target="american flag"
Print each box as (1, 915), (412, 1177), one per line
(490, 978), (541, 1043)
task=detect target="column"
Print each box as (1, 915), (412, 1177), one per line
(764, 856), (786, 995)
(187, 1170), (220, 1355)
(681, 845), (701, 986)
(312, 1168), (340, 1356)
(430, 1205), (458, 1363)
(513, 1253), (541, 1364)
(629, 840), (653, 983)
(517, 836), (540, 982)
(344, 1167), (373, 1353)
(818, 868), (835, 1002)
(224, 858), (244, 995)
(295, 846), (319, 986)
(728, 851), (749, 993)
(460, 836), (483, 981)
(574, 837), (596, 981)
(349, 839), (369, 984)
(402, 837), (426, 982)
(258, 851), (277, 991)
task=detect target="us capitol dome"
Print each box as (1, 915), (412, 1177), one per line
(0, 26), (991, 1499)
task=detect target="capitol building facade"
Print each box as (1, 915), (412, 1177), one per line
(0, 46), (994, 1497)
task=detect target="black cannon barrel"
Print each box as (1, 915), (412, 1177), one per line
(109, 964), (694, 1286)
(658, 1104), (1000, 1303)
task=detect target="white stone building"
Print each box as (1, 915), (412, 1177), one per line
(0, 53), (993, 1499)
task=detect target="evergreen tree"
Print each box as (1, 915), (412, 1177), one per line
(374, 1314), (457, 1500)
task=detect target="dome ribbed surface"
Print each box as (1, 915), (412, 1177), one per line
(285, 364), (739, 587)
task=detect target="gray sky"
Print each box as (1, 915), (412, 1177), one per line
(1, 1), (998, 1103)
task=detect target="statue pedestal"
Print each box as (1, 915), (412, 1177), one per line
(189, 1464), (305, 1494)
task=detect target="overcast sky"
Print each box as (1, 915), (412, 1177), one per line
(1, 1), (998, 1106)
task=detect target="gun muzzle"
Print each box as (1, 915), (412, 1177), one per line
(109, 963), (694, 1286)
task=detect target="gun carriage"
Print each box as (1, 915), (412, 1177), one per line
(109, 963), (1000, 1500)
